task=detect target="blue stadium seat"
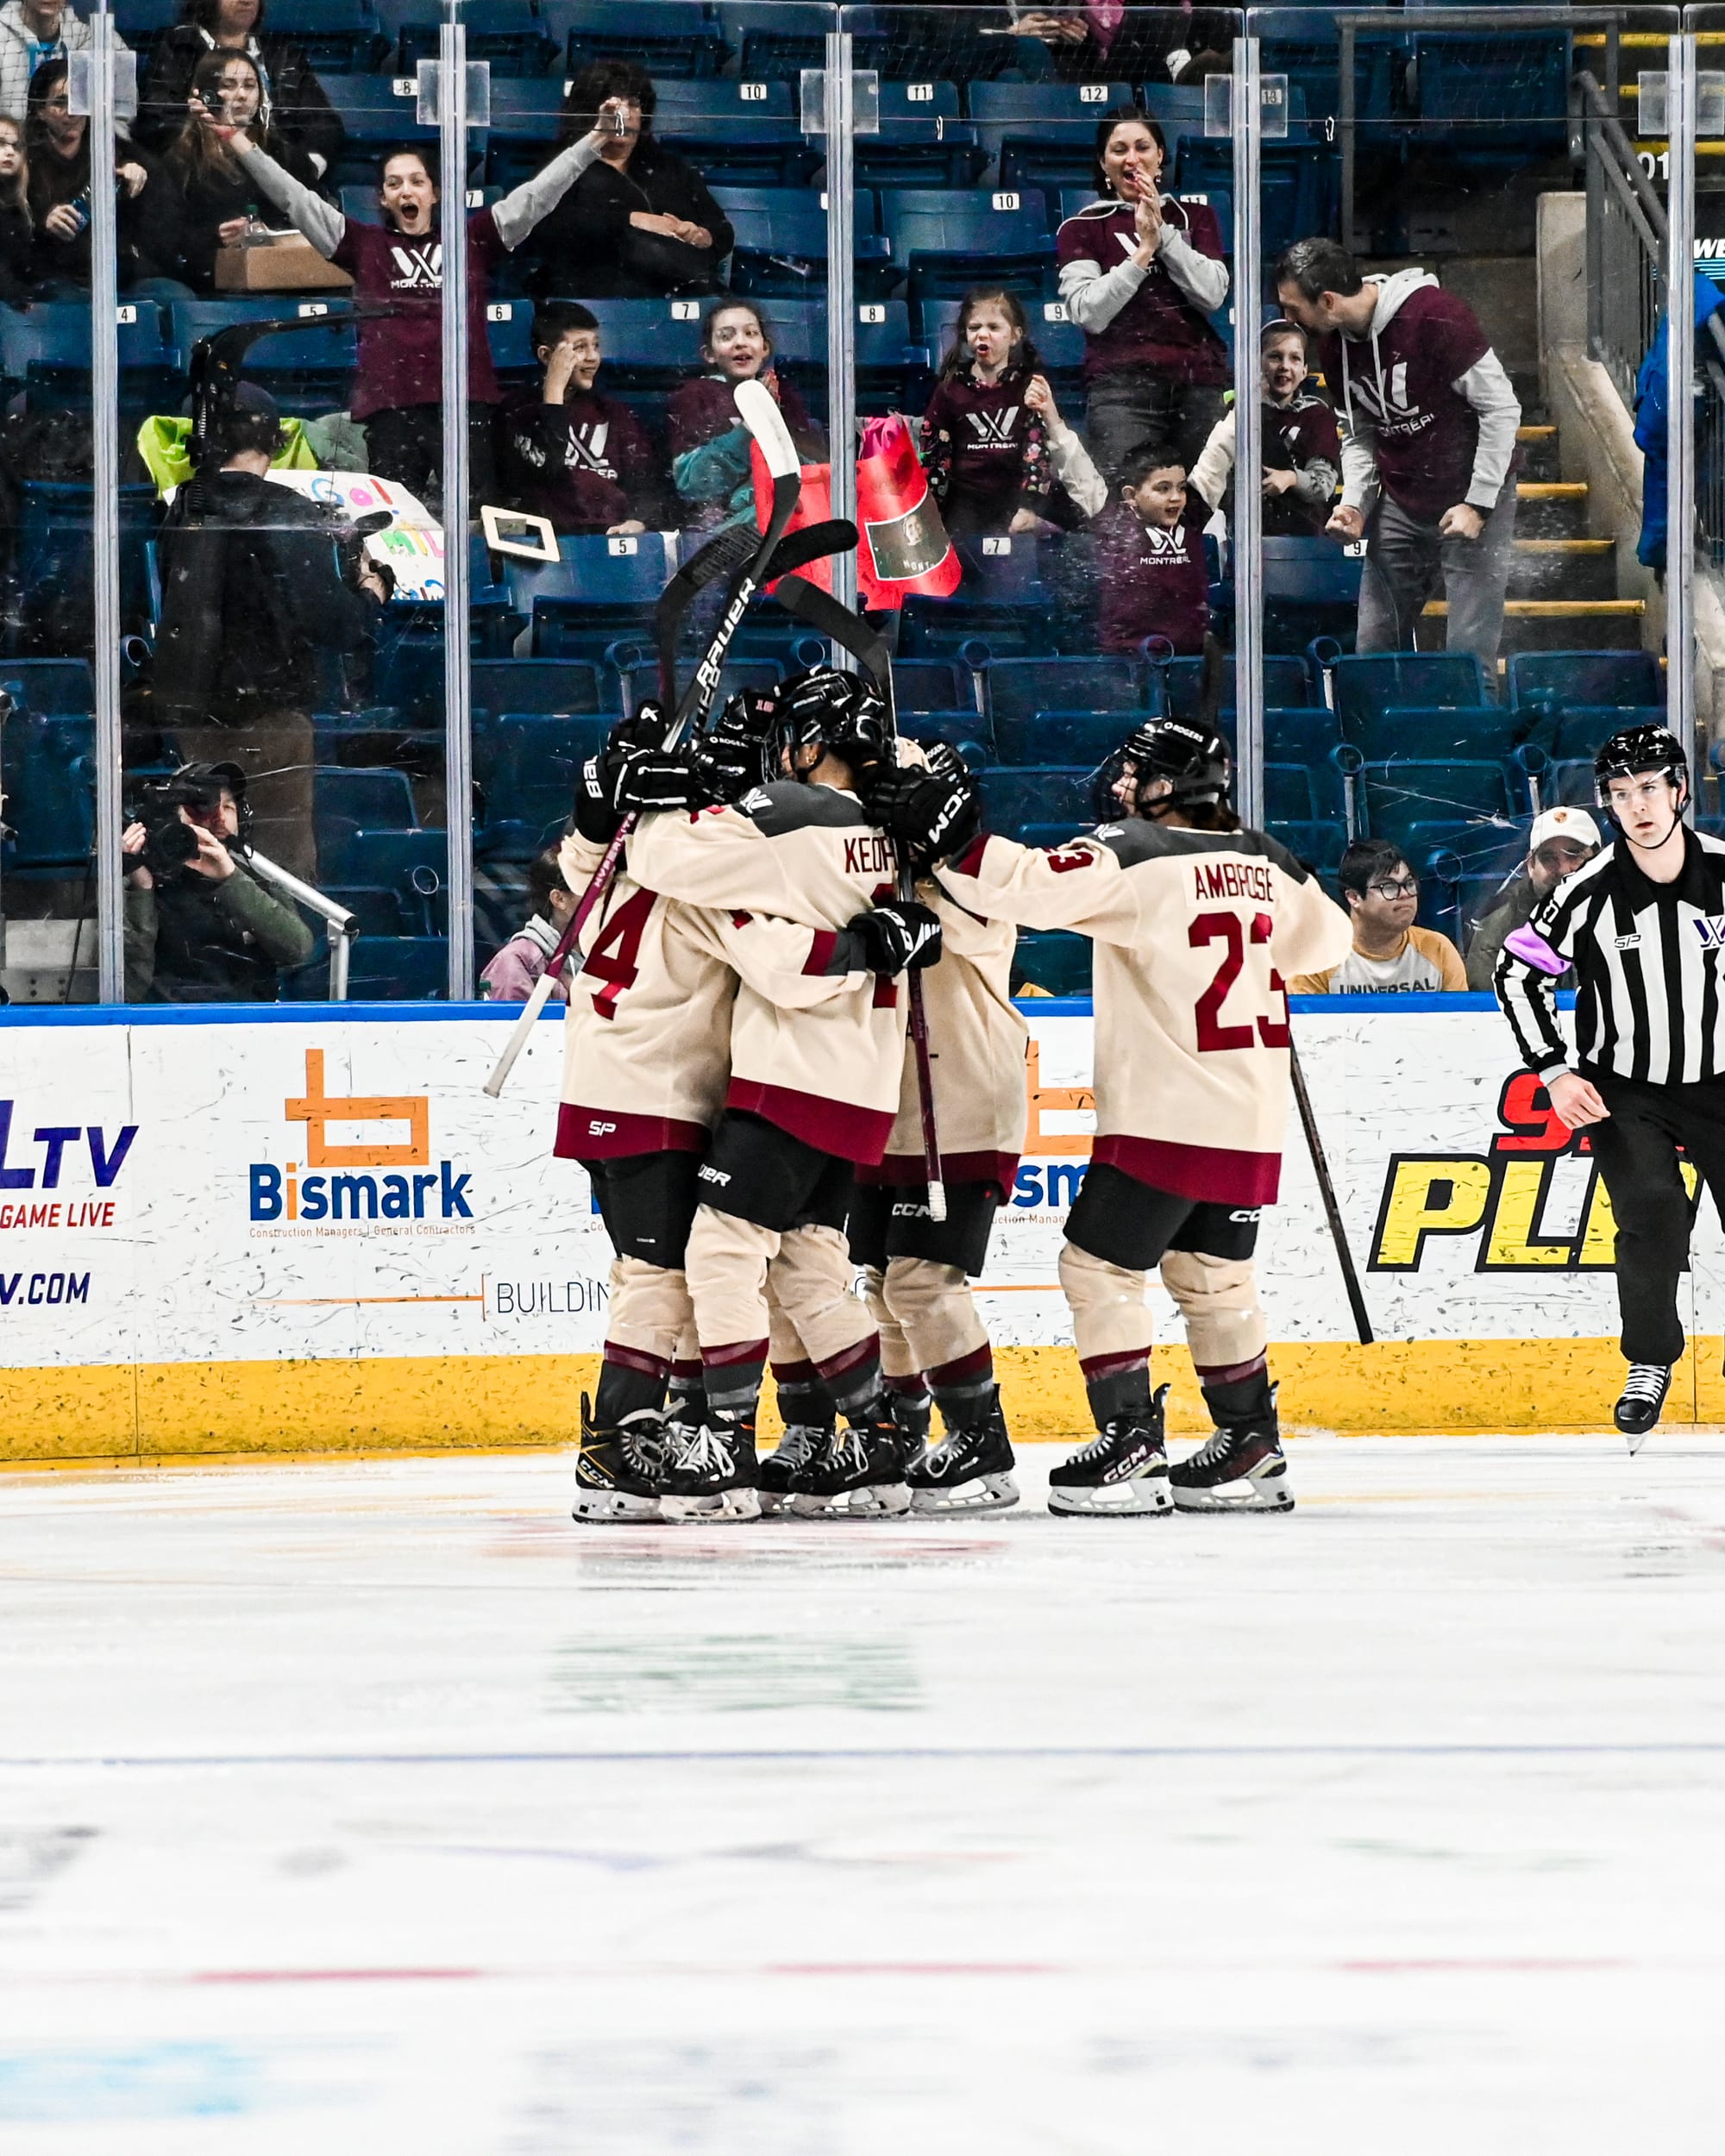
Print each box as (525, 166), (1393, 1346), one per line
(384, 0), (553, 76)
(314, 822), (446, 892)
(1269, 819), (1346, 879)
(880, 189), (1055, 300)
(986, 655), (1146, 723)
(1163, 653), (1314, 718)
(904, 713), (993, 767)
(712, 186), (832, 295)
(0, 660), (94, 714)
(1013, 928), (1091, 996)
(325, 886), (419, 939)
(472, 659), (605, 718)
(475, 715), (611, 857)
(857, 81), (983, 189)
(979, 765), (1092, 835)
(345, 937), (448, 1001)
(1342, 703), (1502, 767)
(1546, 758), (1602, 808)
(1363, 759), (1514, 849)
(317, 767), (418, 833)
(547, 0), (729, 80)
(1408, 27), (1571, 153)
(260, 0), (386, 72)
(914, 295), (1085, 376)
(894, 655), (977, 717)
(4, 713), (93, 878)
(901, 537), (1056, 657)
(1327, 652), (1489, 731)
(165, 299), (356, 397)
(481, 297), (538, 374)
(1542, 705), (1666, 761)
(1265, 763), (1318, 824)
(652, 79), (812, 188)
(1264, 705), (1343, 764)
(505, 533), (680, 658)
(967, 80), (1133, 191)
(0, 300), (172, 395)
(1506, 650), (1663, 713)
(114, 0), (176, 34)
(322, 74), (431, 152)
(994, 710), (1122, 768)
(619, 656), (781, 715)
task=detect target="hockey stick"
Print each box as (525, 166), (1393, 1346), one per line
(656, 517), (861, 709)
(483, 379), (805, 1099)
(770, 572), (949, 1224)
(1289, 1042), (1373, 1346)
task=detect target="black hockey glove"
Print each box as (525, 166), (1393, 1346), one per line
(597, 705), (701, 817)
(845, 899), (944, 976)
(862, 743), (981, 869)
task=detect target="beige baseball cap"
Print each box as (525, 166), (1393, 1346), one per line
(1527, 805), (1601, 852)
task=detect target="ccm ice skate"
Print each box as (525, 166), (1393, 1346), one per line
(907, 1391), (1019, 1514)
(758, 1422), (825, 1515)
(1614, 1363), (1672, 1452)
(1047, 1386), (1174, 1517)
(1169, 1390), (1295, 1513)
(570, 1396), (667, 1524)
(790, 1407), (912, 1517)
(660, 1414), (761, 1522)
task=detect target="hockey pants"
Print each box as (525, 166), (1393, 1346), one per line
(1058, 1242), (1270, 1430)
(861, 1259), (995, 1427)
(685, 1206), (881, 1423)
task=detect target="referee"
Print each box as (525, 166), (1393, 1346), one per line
(1496, 724), (1725, 1445)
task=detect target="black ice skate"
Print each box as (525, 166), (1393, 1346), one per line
(907, 1390), (1019, 1515)
(758, 1422), (826, 1515)
(1047, 1387), (1173, 1517)
(570, 1395), (667, 1524)
(790, 1407), (912, 1518)
(659, 1414), (761, 1522)
(888, 1387), (932, 1475)
(1169, 1388), (1294, 1514)
(1615, 1363), (1672, 1452)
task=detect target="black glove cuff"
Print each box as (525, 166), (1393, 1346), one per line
(572, 755), (623, 845)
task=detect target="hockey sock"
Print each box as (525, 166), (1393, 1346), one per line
(817, 1333), (886, 1423)
(1080, 1348), (1154, 1431)
(1198, 1357), (1275, 1428)
(927, 1344), (994, 1430)
(665, 1354), (706, 1429)
(700, 1339), (768, 1424)
(772, 1355), (837, 1431)
(593, 1344), (669, 1431)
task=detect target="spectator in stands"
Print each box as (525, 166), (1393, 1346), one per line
(164, 49), (321, 292)
(0, 0), (128, 129)
(137, 0), (341, 178)
(1008, 8), (1235, 88)
(1056, 107), (1229, 485)
(1464, 805), (1601, 992)
(919, 287), (1054, 539)
(27, 58), (180, 292)
(122, 761), (314, 1003)
(496, 301), (665, 537)
(225, 99), (629, 517)
(670, 300), (822, 528)
(527, 60), (733, 303)
(1189, 318), (1341, 536)
(480, 846), (576, 1004)
(1032, 382), (1212, 655)
(153, 403), (389, 880)
(1274, 238), (1521, 670)
(0, 116), (38, 304)
(1289, 840), (1467, 995)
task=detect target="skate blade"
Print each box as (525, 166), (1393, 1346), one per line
(1170, 1482), (1295, 1514)
(1623, 1428), (1651, 1457)
(910, 1473), (1019, 1515)
(789, 1482), (913, 1519)
(571, 1493), (663, 1524)
(1047, 1479), (1174, 1518)
(661, 1489), (762, 1523)
(756, 1488), (794, 1515)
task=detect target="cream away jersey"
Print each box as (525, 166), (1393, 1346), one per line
(862, 881), (1026, 1191)
(938, 821), (1353, 1203)
(553, 831), (842, 1162)
(625, 780), (909, 1164)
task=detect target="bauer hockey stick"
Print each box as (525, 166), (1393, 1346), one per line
(483, 378), (806, 1099)
(656, 517), (858, 711)
(1289, 1042), (1373, 1345)
(769, 571), (949, 1223)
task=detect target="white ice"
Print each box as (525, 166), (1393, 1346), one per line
(2, 1438), (1723, 2152)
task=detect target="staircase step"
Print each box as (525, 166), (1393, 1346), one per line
(1509, 536), (1618, 600)
(1421, 598), (1647, 655)
(1516, 480), (1590, 540)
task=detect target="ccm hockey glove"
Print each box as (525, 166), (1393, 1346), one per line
(687, 686), (777, 806)
(844, 899), (944, 976)
(862, 743), (981, 868)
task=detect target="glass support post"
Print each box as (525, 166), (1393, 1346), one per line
(440, 8), (475, 998)
(1233, 34), (1264, 831)
(91, 7), (124, 1000)
(825, 27), (858, 621)
(1668, 28), (1697, 793)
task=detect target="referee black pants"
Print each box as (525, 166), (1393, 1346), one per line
(1588, 1071), (1725, 1365)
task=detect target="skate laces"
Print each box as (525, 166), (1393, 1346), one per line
(1184, 1429), (1236, 1469)
(1068, 1426), (1129, 1466)
(770, 1423), (821, 1467)
(1623, 1363), (1669, 1401)
(825, 1427), (868, 1472)
(669, 1423), (736, 1476)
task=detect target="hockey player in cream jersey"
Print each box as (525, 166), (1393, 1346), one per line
(846, 749), (1027, 1513)
(618, 670), (949, 1517)
(937, 716), (1352, 1514)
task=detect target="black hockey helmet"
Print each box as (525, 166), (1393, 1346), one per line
(1092, 715), (1233, 823)
(767, 666), (890, 785)
(1594, 723), (1687, 807)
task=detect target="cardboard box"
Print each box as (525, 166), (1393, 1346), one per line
(213, 235), (353, 293)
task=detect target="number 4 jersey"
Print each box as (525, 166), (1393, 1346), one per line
(936, 822), (1352, 1203)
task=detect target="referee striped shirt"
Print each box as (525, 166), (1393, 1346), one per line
(1495, 828), (1725, 1086)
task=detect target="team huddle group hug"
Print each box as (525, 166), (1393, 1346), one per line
(553, 658), (1356, 1526)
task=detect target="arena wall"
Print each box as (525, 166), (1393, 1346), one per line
(0, 998), (1714, 1463)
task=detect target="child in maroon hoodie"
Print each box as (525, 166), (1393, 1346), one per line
(1029, 377), (1213, 655)
(919, 287), (1053, 539)
(496, 302), (665, 536)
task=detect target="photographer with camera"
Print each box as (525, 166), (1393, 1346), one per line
(154, 396), (391, 881)
(123, 761), (314, 1002)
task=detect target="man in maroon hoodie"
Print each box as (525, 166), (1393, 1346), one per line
(496, 302), (665, 536)
(1274, 238), (1521, 666)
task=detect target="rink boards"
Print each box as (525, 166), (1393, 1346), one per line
(0, 995), (1718, 1460)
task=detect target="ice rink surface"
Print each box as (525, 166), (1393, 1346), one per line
(3, 1437), (1723, 2152)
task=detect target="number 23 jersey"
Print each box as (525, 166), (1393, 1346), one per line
(937, 822), (1352, 1203)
